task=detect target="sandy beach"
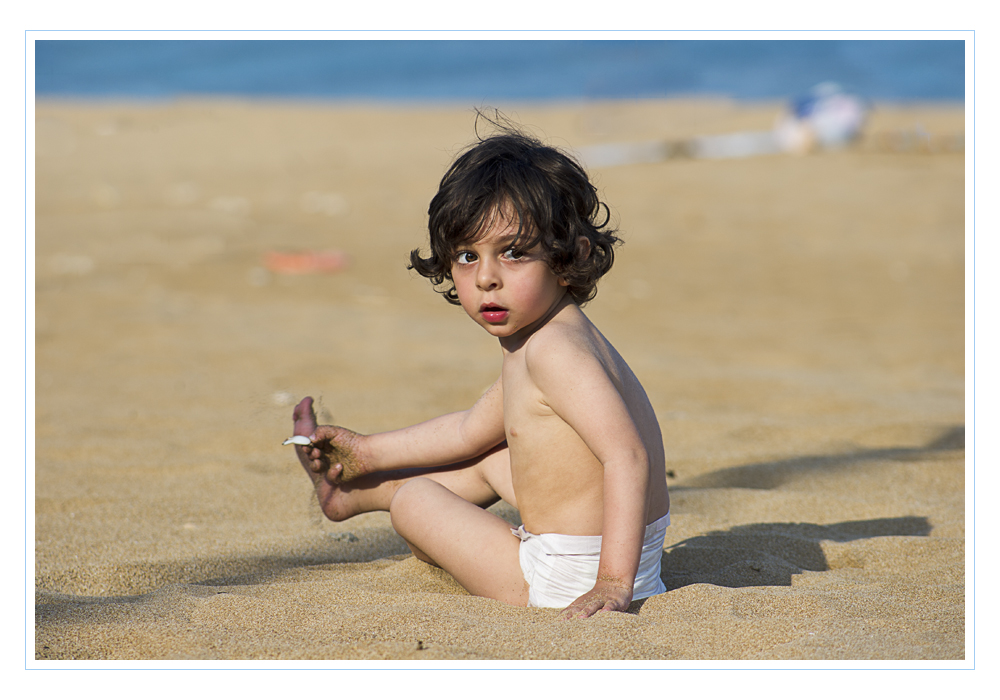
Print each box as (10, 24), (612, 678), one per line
(33, 98), (965, 662)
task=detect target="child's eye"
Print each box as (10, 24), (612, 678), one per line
(455, 251), (477, 264)
(503, 247), (524, 261)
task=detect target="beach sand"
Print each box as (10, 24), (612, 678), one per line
(34, 99), (965, 661)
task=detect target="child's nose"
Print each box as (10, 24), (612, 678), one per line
(476, 259), (502, 290)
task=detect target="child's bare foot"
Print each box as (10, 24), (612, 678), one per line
(291, 397), (354, 520)
(291, 396), (337, 478)
(291, 397), (373, 520)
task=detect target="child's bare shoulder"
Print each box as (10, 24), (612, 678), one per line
(522, 309), (607, 379)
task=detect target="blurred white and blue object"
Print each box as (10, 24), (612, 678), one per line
(688, 82), (868, 160)
(578, 81), (960, 167)
(579, 83), (869, 166)
(773, 82), (870, 154)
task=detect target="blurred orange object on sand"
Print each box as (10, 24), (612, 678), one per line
(264, 249), (349, 274)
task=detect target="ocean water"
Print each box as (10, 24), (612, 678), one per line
(34, 39), (965, 102)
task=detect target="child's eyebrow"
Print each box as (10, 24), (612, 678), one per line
(468, 231), (520, 248)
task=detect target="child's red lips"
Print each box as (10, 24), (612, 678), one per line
(479, 303), (509, 323)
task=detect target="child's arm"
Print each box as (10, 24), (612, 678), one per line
(525, 337), (650, 618)
(301, 377), (506, 481)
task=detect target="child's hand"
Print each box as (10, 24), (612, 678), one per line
(298, 425), (366, 483)
(560, 579), (633, 619)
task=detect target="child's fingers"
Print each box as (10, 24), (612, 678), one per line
(561, 588), (631, 619)
(310, 425), (337, 443)
(323, 462), (344, 483)
(561, 598), (602, 619)
(560, 602), (581, 619)
(601, 599), (626, 613)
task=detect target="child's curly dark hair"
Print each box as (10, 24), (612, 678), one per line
(409, 114), (621, 306)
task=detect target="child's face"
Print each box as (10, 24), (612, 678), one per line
(450, 216), (568, 342)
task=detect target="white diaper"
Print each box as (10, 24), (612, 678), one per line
(511, 513), (669, 608)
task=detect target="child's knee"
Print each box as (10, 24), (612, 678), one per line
(388, 477), (435, 526)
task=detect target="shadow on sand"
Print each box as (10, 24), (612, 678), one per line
(678, 425), (964, 491)
(642, 426), (962, 598)
(657, 516), (931, 593)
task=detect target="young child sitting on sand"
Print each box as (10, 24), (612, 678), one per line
(290, 119), (670, 619)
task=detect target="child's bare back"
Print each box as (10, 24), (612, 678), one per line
(288, 118), (671, 618)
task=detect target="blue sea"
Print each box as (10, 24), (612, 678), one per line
(34, 39), (965, 103)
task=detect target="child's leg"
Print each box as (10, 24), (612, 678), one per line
(292, 399), (526, 605)
(389, 477), (528, 606)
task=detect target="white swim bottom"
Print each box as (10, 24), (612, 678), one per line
(511, 513), (670, 609)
